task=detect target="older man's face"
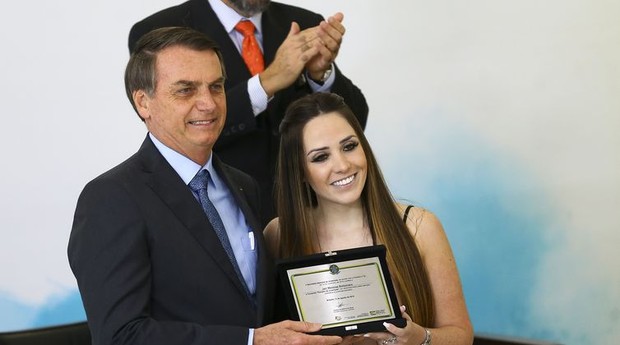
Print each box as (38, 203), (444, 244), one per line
(136, 46), (227, 165)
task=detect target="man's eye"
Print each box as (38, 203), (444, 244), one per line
(210, 83), (225, 93)
(176, 87), (194, 95)
(343, 141), (359, 152)
(310, 153), (328, 163)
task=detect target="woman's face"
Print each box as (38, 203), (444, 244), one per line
(302, 112), (367, 208)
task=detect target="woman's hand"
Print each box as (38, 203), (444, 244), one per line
(362, 306), (427, 345)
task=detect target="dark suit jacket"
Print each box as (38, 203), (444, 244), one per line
(128, 0), (369, 224)
(68, 135), (272, 345)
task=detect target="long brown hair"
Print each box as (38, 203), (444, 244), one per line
(275, 93), (435, 326)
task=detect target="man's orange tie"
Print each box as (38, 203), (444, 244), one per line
(235, 20), (264, 76)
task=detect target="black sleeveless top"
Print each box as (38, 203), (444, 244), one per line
(403, 205), (414, 223)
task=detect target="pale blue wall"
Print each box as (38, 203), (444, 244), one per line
(1, 1), (618, 344)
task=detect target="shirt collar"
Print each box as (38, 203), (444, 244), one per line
(148, 133), (216, 186)
(209, 0), (263, 35)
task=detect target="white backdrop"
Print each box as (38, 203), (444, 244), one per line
(1, 1), (619, 344)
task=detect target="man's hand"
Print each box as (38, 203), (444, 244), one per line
(253, 320), (342, 345)
(306, 12), (345, 82)
(259, 22), (322, 97)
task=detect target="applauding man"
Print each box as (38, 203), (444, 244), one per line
(129, 0), (368, 224)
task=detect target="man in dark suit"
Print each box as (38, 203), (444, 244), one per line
(129, 0), (368, 225)
(68, 27), (341, 345)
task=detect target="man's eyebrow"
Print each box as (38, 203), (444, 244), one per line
(208, 76), (226, 85)
(171, 80), (198, 88)
(171, 77), (226, 87)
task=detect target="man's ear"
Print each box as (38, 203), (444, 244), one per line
(133, 90), (150, 121)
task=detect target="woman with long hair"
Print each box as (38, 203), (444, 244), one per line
(264, 93), (473, 345)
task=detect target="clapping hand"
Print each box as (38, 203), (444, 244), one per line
(306, 12), (345, 82)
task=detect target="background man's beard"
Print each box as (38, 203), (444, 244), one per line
(227, 0), (270, 17)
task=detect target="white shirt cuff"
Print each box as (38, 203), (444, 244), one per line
(247, 75), (269, 116)
(306, 64), (336, 92)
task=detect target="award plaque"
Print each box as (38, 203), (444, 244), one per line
(276, 245), (406, 336)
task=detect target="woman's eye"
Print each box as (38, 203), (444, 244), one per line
(310, 153), (328, 163)
(343, 141), (359, 151)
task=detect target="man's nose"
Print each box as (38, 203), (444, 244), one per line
(195, 90), (216, 111)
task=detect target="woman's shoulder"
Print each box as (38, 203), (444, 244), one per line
(395, 202), (444, 238)
(264, 217), (279, 231)
(263, 217), (281, 258)
(395, 202), (433, 222)
(263, 218), (280, 240)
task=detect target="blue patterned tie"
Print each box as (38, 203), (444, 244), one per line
(189, 169), (249, 294)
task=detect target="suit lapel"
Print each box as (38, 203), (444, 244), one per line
(261, 6), (290, 64)
(137, 136), (251, 300)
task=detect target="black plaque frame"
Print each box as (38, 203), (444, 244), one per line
(276, 245), (406, 336)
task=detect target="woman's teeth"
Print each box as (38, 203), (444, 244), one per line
(332, 174), (355, 186)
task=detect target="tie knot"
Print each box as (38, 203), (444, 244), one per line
(235, 20), (256, 36)
(189, 169), (210, 192)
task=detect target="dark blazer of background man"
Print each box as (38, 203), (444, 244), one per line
(129, 0), (369, 224)
(68, 27), (341, 345)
